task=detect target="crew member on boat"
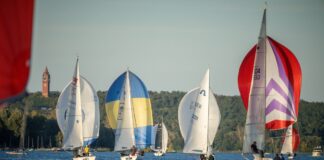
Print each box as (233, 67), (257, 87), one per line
(251, 141), (264, 157)
(273, 153), (281, 160)
(83, 145), (89, 156)
(251, 141), (259, 154)
(200, 154), (207, 160)
(131, 145), (137, 156)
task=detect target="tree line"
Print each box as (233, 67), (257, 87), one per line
(0, 91), (323, 152)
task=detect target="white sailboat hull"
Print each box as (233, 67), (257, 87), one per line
(252, 154), (272, 160)
(312, 151), (322, 157)
(73, 155), (95, 160)
(153, 151), (164, 156)
(120, 154), (137, 160)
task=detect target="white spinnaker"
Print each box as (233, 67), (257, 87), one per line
(179, 70), (220, 154)
(114, 71), (136, 151)
(80, 77), (100, 144)
(161, 122), (168, 153)
(281, 125), (293, 154)
(242, 9), (266, 154)
(57, 76), (99, 147)
(56, 60), (83, 149)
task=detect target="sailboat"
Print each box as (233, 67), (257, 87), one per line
(238, 8), (302, 160)
(56, 58), (100, 160)
(280, 125), (300, 159)
(105, 70), (153, 160)
(178, 69), (221, 160)
(152, 122), (168, 156)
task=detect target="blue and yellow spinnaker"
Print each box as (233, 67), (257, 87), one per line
(105, 71), (153, 149)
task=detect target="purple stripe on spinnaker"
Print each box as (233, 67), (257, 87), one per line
(266, 79), (294, 114)
(266, 79), (288, 98)
(268, 39), (296, 114)
(268, 41), (289, 87)
(265, 99), (293, 118)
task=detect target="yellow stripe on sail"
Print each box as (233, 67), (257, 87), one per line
(105, 98), (153, 129)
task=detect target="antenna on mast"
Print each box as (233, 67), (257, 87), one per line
(264, 1), (268, 10)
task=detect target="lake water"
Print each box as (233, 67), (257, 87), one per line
(0, 151), (323, 160)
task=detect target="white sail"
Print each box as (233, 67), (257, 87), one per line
(56, 59), (100, 149)
(179, 69), (221, 155)
(161, 122), (168, 153)
(281, 125), (293, 154)
(152, 122), (168, 153)
(79, 77), (100, 145)
(242, 9), (267, 153)
(114, 71), (136, 151)
(56, 59), (83, 149)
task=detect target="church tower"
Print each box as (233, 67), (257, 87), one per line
(42, 67), (50, 97)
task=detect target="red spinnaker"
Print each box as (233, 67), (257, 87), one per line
(238, 36), (302, 124)
(0, 0), (34, 102)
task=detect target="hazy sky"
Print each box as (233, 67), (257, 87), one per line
(29, 0), (324, 102)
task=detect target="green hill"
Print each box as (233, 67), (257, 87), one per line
(0, 91), (323, 152)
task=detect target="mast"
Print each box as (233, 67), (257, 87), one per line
(262, 6), (267, 152)
(127, 70), (137, 148)
(206, 69), (210, 156)
(242, 8), (267, 154)
(19, 98), (31, 150)
(114, 70), (136, 151)
(162, 117), (164, 152)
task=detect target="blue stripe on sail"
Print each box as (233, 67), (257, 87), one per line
(134, 126), (153, 149)
(106, 72), (125, 102)
(83, 138), (97, 146)
(106, 71), (149, 102)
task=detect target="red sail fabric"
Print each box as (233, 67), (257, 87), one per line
(292, 128), (300, 152)
(237, 45), (256, 110)
(0, 0), (34, 102)
(238, 37), (302, 119)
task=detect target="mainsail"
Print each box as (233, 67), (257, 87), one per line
(56, 59), (100, 149)
(152, 122), (168, 153)
(105, 70), (153, 149)
(238, 8), (302, 154)
(178, 69), (221, 155)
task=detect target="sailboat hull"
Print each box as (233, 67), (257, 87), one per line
(252, 154), (272, 160)
(120, 154), (137, 160)
(153, 151), (164, 156)
(73, 155), (95, 160)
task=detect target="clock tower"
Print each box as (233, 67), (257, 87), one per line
(42, 67), (50, 97)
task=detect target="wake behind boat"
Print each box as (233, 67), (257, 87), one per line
(56, 58), (100, 160)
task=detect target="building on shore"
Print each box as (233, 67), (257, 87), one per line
(42, 67), (50, 97)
